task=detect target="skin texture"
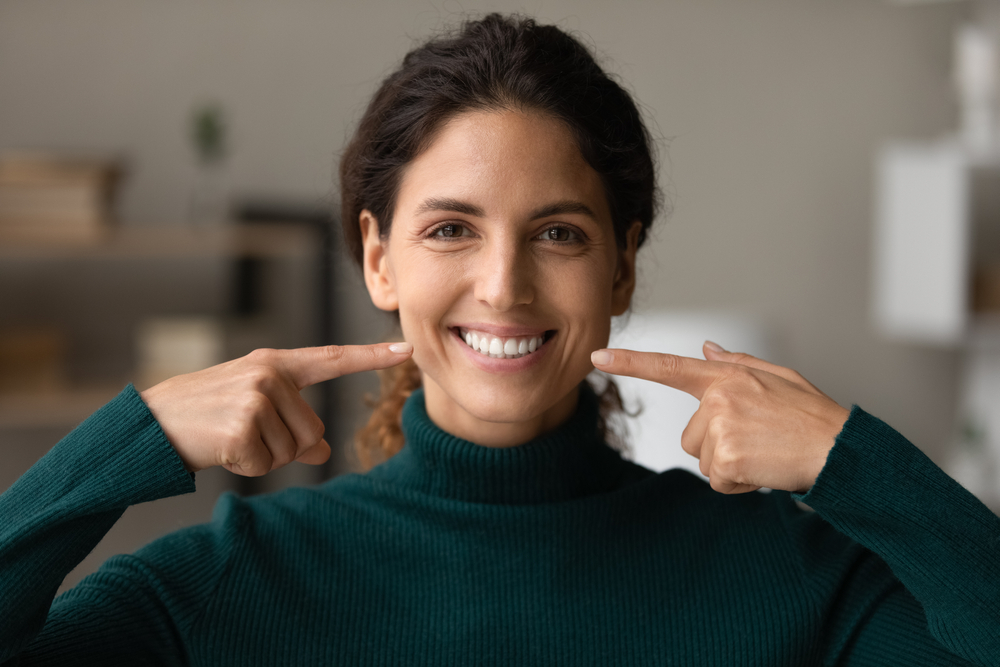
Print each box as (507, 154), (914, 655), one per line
(361, 109), (640, 447)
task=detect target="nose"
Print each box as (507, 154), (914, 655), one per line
(473, 237), (535, 311)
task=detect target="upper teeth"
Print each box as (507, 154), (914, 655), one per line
(460, 328), (545, 359)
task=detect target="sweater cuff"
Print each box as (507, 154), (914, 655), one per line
(87, 384), (197, 506)
(793, 405), (906, 510)
(792, 405), (983, 524)
(9, 384), (196, 519)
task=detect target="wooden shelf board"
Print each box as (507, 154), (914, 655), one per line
(0, 223), (316, 260)
(0, 386), (124, 430)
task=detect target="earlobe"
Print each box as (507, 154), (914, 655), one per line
(610, 221), (642, 316)
(360, 210), (399, 312)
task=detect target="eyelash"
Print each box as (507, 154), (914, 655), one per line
(426, 222), (584, 244)
(428, 222), (472, 239)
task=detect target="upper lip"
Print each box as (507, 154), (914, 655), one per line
(452, 323), (552, 338)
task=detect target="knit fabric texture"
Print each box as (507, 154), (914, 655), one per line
(1, 384), (998, 666)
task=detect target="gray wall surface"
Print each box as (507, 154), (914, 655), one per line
(0, 0), (969, 464)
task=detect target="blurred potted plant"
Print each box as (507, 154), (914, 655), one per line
(188, 102), (230, 227)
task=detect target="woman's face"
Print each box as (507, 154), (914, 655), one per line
(362, 109), (639, 446)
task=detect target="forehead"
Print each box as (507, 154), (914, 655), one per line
(395, 109), (610, 221)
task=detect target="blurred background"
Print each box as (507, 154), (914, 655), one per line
(3, 0), (998, 588)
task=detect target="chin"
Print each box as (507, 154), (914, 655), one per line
(455, 391), (550, 425)
(456, 376), (581, 426)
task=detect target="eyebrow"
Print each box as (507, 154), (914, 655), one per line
(414, 197), (484, 218)
(528, 201), (597, 221)
(414, 197), (597, 221)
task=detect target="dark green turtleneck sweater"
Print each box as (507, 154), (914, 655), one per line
(1, 384), (998, 665)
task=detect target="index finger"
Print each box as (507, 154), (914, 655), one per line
(591, 348), (721, 400)
(274, 342), (413, 389)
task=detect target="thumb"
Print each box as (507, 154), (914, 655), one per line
(702, 340), (764, 368)
(702, 341), (811, 389)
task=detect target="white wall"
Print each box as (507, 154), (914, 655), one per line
(0, 0), (968, 460)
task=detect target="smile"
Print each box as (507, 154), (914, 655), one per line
(456, 327), (552, 360)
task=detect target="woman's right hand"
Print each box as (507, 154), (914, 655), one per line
(140, 343), (413, 476)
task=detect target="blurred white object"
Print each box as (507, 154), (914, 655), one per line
(136, 317), (224, 389)
(955, 24), (998, 153)
(873, 141), (970, 345)
(606, 311), (774, 476)
(949, 325), (1000, 509)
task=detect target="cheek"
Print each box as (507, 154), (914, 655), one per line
(393, 258), (462, 349)
(548, 259), (616, 315)
(539, 260), (616, 357)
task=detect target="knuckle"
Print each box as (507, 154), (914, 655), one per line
(218, 438), (250, 473)
(712, 443), (744, 481)
(270, 446), (294, 470)
(728, 366), (765, 395)
(241, 393), (272, 418)
(245, 455), (271, 477)
(321, 345), (346, 364)
(705, 417), (726, 441)
(248, 366), (282, 392)
(709, 476), (728, 493)
(656, 353), (682, 377)
(305, 417), (326, 447)
(680, 430), (698, 457)
(702, 389), (730, 411)
(246, 347), (277, 365)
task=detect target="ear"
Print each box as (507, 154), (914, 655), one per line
(610, 221), (642, 316)
(360, 210), (399, 312)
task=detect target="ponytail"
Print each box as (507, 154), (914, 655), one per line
(353, 358), (633, 471)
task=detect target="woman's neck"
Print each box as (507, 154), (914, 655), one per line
(420, 377), (580, 448)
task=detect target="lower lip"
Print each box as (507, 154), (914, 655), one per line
(451, 329), (552, 373)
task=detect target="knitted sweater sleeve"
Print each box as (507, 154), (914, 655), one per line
(0, 385), (200, 665)
(794, 406), (1000, 667)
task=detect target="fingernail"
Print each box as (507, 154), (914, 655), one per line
(704, 340), (726, 353)
(591, 350), (613, 366)
(388, 342), (412, 354)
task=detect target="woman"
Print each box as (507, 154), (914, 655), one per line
(2, 14), (998, 666)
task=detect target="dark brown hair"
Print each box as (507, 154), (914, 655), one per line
(340, 14), (659, 468)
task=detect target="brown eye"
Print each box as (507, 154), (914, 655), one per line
(436, 224), (463, 238)
(541, 227), (576, 242)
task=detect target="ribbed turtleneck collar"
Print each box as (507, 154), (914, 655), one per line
(366, 384), (648, 505)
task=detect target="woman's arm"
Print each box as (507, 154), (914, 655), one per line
(0, 385), (197, 663)
(0, 343), (413, 663)
(594, 343), (1000, 666)
(794, 406), (1000, 666)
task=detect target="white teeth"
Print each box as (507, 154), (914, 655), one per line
(458, 328), (547, 360)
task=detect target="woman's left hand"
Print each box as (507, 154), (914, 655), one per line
(591, 342), (851, 495)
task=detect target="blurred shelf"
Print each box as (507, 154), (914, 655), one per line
(0, 385), (124, 430)
(0, 223), (315, 260)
